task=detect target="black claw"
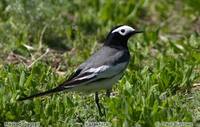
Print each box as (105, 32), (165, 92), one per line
(106, 89), (111, 98)
(95, 92), (105, 116)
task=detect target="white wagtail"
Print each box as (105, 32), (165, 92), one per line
(19, 25), (142, 115)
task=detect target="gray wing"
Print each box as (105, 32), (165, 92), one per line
(61, 46), (130, 88)
(18, 46), (130, 100)
(78, 46), (130, 70)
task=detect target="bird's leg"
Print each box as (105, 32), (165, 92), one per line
(95, 92), (103, 116)
(106, 89), (111, 98)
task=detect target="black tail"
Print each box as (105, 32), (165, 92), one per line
(18, 86), (64, 101)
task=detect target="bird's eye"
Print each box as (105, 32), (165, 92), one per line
(120, 29), (125, 33)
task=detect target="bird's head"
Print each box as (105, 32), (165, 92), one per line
(104, 25), (142, 47)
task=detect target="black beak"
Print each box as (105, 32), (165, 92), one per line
(134, 30), (144, 34)
(128, 30), (143, 37)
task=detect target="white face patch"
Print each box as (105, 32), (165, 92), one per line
(111, 25), (135, 36)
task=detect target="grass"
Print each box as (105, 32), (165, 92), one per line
(0, 0), (200, 126)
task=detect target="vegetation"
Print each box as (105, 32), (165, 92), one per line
(0, 0), (200, 126)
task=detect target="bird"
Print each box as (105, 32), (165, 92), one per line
(18, 25), (142, 116)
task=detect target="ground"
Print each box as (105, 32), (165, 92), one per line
(0, 0), (200, 126)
